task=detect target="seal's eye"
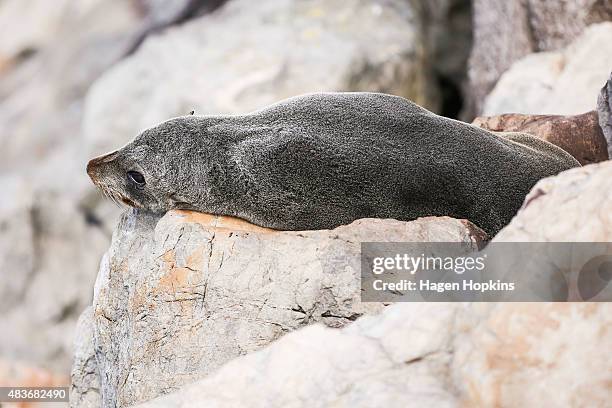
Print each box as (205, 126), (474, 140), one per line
(127, 171), (145, 185)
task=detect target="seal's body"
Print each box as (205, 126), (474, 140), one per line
(87, 92), (579, 236)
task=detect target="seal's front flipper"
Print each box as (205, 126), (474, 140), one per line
(168, 193), (196, 210)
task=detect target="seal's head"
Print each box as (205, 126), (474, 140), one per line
(86, 116), (210, 212)
(86, 147), (153, 210)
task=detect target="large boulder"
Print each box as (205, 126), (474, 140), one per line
(482, 23), (612, 116)
(468, 0), (612, 115)
(133, 159), (612, 408)
(472, 110), (609, 165)
(134, 302), (611, 408)
(70, 213), (486, 407)
(494, 160), (612, 242)
(82, 0), (440, 157)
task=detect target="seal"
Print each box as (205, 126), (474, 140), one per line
(86, 92), (579, 236)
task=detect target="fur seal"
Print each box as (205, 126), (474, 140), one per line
(87, 92), (579, 236)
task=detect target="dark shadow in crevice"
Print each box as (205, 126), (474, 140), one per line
(437, 74), (465, 119)
(125, 0), (229, 57)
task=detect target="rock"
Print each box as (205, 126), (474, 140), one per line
(70, 307), (100, 408)
(598, 73), (612, 157)
(468, 0), (612, 115)
(71, 212), (485, 407)
(82, 0), (440, 157)
(494, 160), (612, 241)
(452, 303), (611, 407)
(134, 302), (611, 408)
(482, 23), (612, 116)
(0, 176), (109, 373)
(420, 0), (472, 83)
(0, 0), (73, 62)
(472, 111), (609, 165)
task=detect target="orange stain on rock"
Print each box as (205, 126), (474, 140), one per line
(170, 210), (278, 234)
(159, 267), (190, 292)
(155, 250), (192, 294)
(186, 249), (204, 271)
(484, 304), (562, 371)
(155, 248), (207, 297)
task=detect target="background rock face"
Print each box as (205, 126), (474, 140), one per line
(0, 0), (222, 174)
(72, 214), (485, 407)
(468, 0), (612, 115)
(0, 178), (109, 373)
(82, 0), (440, 157)
(472, 111), (609, 165)
(481, 22), (612, 116)
(419, 0), (473, 118)
(132, 302), (612, 408)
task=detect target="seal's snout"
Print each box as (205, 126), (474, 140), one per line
(87, 150), (119, 182)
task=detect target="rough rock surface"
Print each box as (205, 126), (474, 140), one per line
(70, 214), (486, 408)
(468, 0), (612, 115)
(134, 302), (611, 408)
(482, 23), (612, 116)
(598, 73), (612, 157)
(472, 111), (609, 165)
(494, 160), (612, 242)
(69, 307), (100, 408)
(83, 0), (440, 157)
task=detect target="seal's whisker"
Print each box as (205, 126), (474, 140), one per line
(104, 186), (124, 208)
